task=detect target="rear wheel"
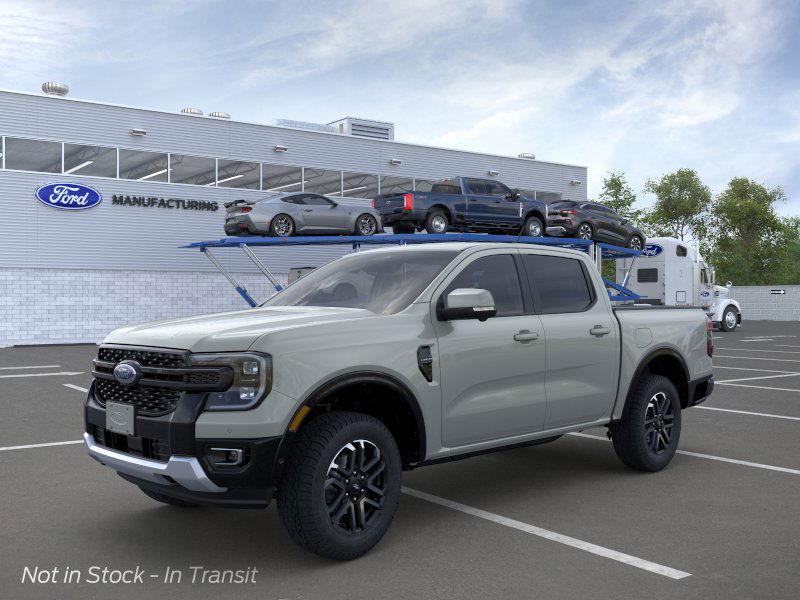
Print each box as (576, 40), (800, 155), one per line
(425, 209), (449, 234)
(269, 214), (295, 237)
(354, 214), (378, 236)
(610, 374), (681, 472)
(276, 412), (402, 560)
(139, 487), (199, 508)
(521, 215), (544, 237)
(721, 307), (738, 332)
(576, 222), (593, 240)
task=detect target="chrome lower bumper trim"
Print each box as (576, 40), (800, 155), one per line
(84, 433), (226, 493)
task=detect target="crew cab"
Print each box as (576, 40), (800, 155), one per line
(84, 241), (713, 560)
(372, 177), (548, 236)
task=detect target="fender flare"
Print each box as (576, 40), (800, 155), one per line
(614, 346), (690, 419)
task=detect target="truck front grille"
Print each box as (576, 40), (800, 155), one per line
(95, 379), (181, 416)
(98, 346), (187, 368)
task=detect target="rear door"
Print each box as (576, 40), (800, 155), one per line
(520, 251), (619, 427)
(432, 251), (547, 446)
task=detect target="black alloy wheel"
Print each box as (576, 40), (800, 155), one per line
(270, 214), (295, 237)
(577, 223), (593, 240)
(355, 214), (378, 236)
(628, 235), (644, 251)
(643, 391), (675, 455)
(325, 440), (387, 533)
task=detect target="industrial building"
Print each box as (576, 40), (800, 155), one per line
(0, 84), (588, 346)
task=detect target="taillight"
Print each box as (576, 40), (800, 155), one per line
(241, 207), (252, 213)
(706, 319), (713, 357)
(561, 209), (577, 215)
(403, 193), (414, 211)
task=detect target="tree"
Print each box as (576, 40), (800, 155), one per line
(598, 171), (644, 227)
(705, 177), (789, 285)
(642, 169), (711, 241)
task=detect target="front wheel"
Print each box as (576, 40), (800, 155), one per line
(627, 235), (644, 251)
(354, 213), (378, 236)
(610, 374), (681, 472)
(521, 215), (544, 237)
(721, 307), (738, 332)
(276, 412), (402, 560)
(576, 222), (593, 240)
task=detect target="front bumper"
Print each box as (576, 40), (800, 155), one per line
(84, 432), (225, 493)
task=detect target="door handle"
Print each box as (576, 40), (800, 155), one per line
(514, 330), (539, 343)
(303, 209), (313, 212)
(590, 325), (611, 337)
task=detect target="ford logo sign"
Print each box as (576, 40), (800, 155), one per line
(35, 183), (102, 210)
(113, 361), (141, 386)
(701, 290), (710, 297)
(641, 244), (663, 257)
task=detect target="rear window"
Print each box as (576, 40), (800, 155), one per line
(522, 254), (594, 314)
(637, 268), (659, 283)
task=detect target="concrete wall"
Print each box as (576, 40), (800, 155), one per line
(0, 268), (286, 348)
(730, 286), (800, 322)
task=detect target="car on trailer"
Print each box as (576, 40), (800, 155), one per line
(224, 192), (383, 237)
(372, 177), (549, 237)
(546, 200), (646, 250)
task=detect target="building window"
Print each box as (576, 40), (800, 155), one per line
(414, 178), (436, 192)
(4, 138), (61, 173)
(170, 154), (216, 186)
(341, 172), (378, 199)
(304, 168), (342, 196)
(119, 149), (169, 182)
(262, 164), (302, 193)
(379, 175), (413, 195)
(217, 159), (260, 189)
(63, 144), (117, 177)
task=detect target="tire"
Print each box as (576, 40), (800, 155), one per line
(576, 222), (593, 240)
(521, 215), (544, 237)
(425, 209), (449, 234)
(354, 213), (378, 236)
(276, 411), (402, 560)
(392, 224), (415, 234)
(720, 306), (738, 332)
(610, 374), (682, 472)
(627, 235), (644, 251)
(269, 214), (295, 237)
(139, 487), (199, 508)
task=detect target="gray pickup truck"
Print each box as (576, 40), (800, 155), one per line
(84, 242), (714, 559)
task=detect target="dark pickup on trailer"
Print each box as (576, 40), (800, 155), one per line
(372, 177), (549, 236)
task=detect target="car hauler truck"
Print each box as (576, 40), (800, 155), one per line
(615, 236), (742, 332)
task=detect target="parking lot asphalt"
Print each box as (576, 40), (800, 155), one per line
(1, 321), (799, 600)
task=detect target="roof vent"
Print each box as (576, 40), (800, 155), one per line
(269, 119), (337, 134)
(180, 107), (204, 116)
(42, 82), (69, 97)
(209, 111), (230, 119)
(328, 117), (395, 141)
(518, 152), (536, 160)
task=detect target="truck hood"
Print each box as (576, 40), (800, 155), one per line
(103, 306), (375, 352)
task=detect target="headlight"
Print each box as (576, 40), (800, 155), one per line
(189, 352), (272, 410)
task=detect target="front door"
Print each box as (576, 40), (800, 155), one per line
(520, 251), (619, 428)
(302, 195), (350, 232)
(433, 252), (547, 447)
(464, 179), (519, 229)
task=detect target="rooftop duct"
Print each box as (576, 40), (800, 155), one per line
(329, 117), (394, 141)
(180, 107), (203, 116)
(209, 111), (230, 119)
(269, 119), (337, 134)
(42, 82), (69, 97)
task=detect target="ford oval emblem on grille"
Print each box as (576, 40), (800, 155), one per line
(113, 361), (141, 386)
(35, 183), (102, 210)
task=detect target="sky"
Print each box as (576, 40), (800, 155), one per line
(1, 0), (799, 213)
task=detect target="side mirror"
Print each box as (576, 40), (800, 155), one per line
(329, 201), (338, 208)
(437, 288), (496, 322)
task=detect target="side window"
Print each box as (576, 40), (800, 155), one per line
(637, 268), (659, 283)
(676, 245), (688, 257)
(430, 180), (462, 194)
(283, 195), (305, 205)
(443, 254), (524, 317)
(522, 254), (594, 314)
(305, 195), (334, 206)
(485, 181), (511, 197)
(465, 179), (489, 195)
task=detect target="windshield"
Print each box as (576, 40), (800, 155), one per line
(263, 249), (461, 314)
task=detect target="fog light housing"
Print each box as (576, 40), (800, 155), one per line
(207, 447), (244, 467)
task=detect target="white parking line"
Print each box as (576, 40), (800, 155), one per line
(696, 406), (800, 421)
(402, 486), (691, 580)
(713, 366), (798, 374)
(776, 344), (800, 349)
(570, 432), (800, 475)
(0, 440), (83, 452)
(717, 348), (800, 354)
(714, 355), (800, 364)
(64, 384), (89, 393)
(0, 364), (61, 370)
(715, 382), (800, 393)
(716, 373), (800, 384)
(0, 371), (84, 379)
